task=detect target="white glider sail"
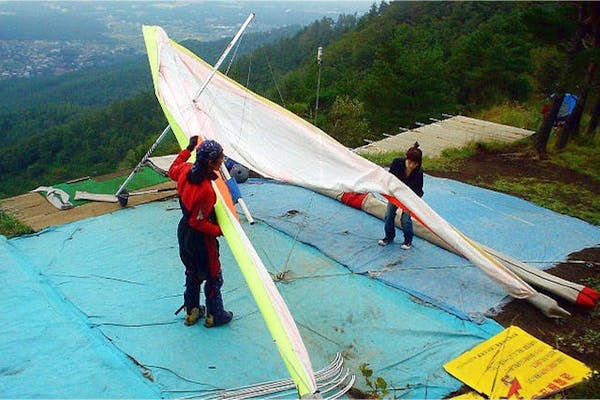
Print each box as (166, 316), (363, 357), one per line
(142, 20), (591, 392)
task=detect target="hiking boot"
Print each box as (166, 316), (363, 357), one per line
(184, 306), (205, 326)
(401, 243), (412, 250)
(204, 311), (233, 328)
(378, 238), (393, 246)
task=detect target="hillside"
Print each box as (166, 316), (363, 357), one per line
(0, 25), (301, 114)
(1, 1), (597, 200)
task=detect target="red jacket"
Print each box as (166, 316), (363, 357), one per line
(169, 149), (222, 237)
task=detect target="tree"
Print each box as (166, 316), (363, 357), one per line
(555, 2), (600, 149)
(586, 93), (600, 138)
(360, 24), (454, 131)
(327, 95), (370, 148)
(555, 62), (597, 149)
(449, 13), (532, 107)
(534, 93), (564, 159)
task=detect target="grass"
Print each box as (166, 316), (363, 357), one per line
(478, 177), (600, 226)
(567, 372), (600, 400)
(0, 210), (33, 238)
(362, 151), (404, 168)
(472, 99), (544, 131)
(553, 142), (600, 183)
(553, 329), (600, 355)
(424, 145), (478, 172)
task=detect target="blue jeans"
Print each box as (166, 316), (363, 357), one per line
(383, 202), (414, 245)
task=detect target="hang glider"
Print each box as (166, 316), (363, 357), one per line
(143, 24), (324, 398)
(141, 25), (578, 321)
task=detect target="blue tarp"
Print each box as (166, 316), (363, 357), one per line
(1, 175), (598, 398)
(242, 176), (600, 321)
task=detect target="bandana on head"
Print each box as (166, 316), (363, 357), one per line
(196, 140), (223, 162)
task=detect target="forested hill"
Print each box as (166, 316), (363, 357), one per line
(227, 1), (576, 146)
(0, 25), (301, 114)
(0, 2), (582, 198)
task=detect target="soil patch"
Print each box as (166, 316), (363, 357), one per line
(429, 143), (600, 194)
(432, 143), (600, 397)
(493, 247), (600, 367)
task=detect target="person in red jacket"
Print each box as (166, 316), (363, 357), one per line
(169, 136), (233, 328)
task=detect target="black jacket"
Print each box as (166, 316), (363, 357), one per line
(389, 157), (424, 197)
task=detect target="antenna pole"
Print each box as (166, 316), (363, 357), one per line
(314, 46), (323, 124)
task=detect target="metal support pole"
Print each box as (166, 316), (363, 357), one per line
(115, 125), (171, 199)
(314, 46), (323, 124)
(193, 13), (255, 106)
(115, 13), (256, 223)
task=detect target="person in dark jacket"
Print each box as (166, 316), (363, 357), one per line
(169, 136), (233, 328)
(378, 142), (424, 250)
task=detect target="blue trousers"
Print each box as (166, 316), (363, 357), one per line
(383, 202), (414, 245)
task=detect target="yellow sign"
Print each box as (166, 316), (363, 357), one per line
(444, 326), (592, 399)
(451, 391), (485, 399)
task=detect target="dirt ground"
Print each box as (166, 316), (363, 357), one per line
(0, 181), (176, 232)
(429, 142), (600, 200)
(429, 143), (600, 397)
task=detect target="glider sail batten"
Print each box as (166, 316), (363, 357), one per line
(142, 25), (318, 397)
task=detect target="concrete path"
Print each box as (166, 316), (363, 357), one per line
(355, 115), (534, 157)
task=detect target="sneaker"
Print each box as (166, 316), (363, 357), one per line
(184, 306), (205, 326)
(204, 311), (233, 328)
(378, 238), (393, 246)
(401, 243), (411, 250)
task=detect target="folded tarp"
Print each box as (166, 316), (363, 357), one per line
(30, 186), (74, 210)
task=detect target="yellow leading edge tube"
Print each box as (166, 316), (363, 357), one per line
(142, 25), (318, 398)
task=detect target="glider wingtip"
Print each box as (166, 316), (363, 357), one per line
(576, 287), (600, 308)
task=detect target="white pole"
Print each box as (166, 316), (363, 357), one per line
(193, 12), (255, 105)
(314, 46), (323, 124)
(220, 165), (255, 224)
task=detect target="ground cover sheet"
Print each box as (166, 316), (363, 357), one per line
(1, 175), (598, 398)
(241, 176), (600, 321)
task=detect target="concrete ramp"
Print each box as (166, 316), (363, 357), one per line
(355, 115), (534, 157)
